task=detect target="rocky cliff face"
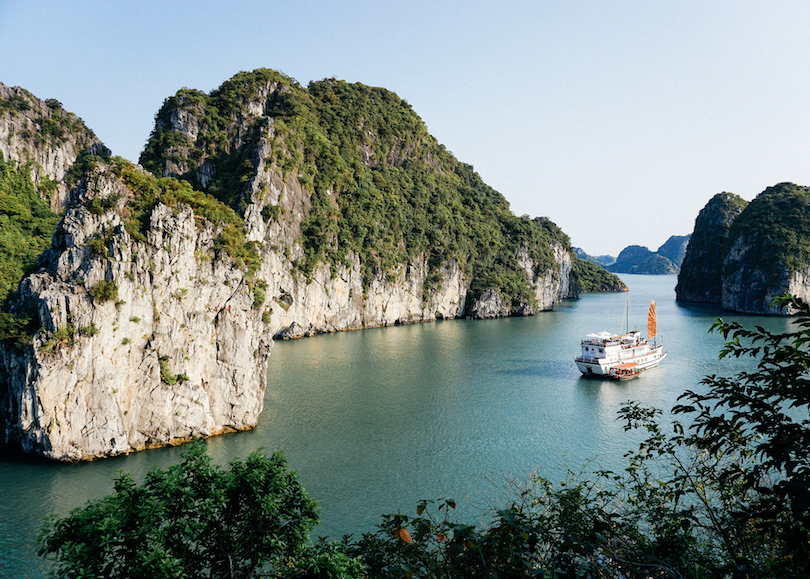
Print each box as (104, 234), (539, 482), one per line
(675, 192), (748, 304)
(0, 72), (599, 460)
(721, 183), (810, 314)
(142, 70), (580, 323)
(1, 164), (271, 460)
(677, 185), (810, 314)
(0, 83), (103, 212)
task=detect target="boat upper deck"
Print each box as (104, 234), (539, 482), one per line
(580, 331), (642, 348)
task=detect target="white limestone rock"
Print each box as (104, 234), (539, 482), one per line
(0, 82), (103, 212)
(0, 168), (271, 460)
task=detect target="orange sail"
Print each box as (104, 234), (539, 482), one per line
(647, 300), (657, 338)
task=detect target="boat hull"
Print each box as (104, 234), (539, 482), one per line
(575, 349), (666, 376)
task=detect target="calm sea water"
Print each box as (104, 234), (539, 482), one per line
(0, 274), (793, 576)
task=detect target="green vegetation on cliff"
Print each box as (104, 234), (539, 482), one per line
(0, 152), (59, 339)
(0, 147), (260, 342)
(69, 149), (260, 274)
(677, 185), (810, 310)
(0, 152), (58, 306)
(726, 182), (810, 286)
(571, 257), (625, 292)
(110, 156), (260, 274)
(0, 88), (96, 148)
(676, 192), (747, 303)
(141, 69), (583, 308)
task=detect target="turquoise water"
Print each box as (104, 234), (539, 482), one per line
(0, 274), (792, 576)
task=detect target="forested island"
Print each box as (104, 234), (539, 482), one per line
(677, 184), (810, 313)
(577, 234), (690, 275)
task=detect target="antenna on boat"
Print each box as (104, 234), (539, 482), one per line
(622, 287), (629, 335)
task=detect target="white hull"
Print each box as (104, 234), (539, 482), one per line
(575, 349), (666, 376)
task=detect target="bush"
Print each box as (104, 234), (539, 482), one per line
(89, 280), (118, 303)
(40, 324), (75, 353)
(253, 285), (266, 309)
(39, 442), (323, 579)
(87, 236), (108, 257)
(86, 193), (121, 214)
(78, 323), (98, 337)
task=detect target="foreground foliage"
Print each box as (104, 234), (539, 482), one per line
(38, 444), (333, 579)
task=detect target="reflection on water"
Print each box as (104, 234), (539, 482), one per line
(0, 275), (795, 577)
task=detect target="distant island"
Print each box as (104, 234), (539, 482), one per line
(576, 234), (690, 275)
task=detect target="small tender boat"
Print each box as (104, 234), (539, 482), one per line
(574, 292), (666, 378)
(609, 362), (642, 381)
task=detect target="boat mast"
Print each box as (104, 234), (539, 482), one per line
(622, 288), (629, 335)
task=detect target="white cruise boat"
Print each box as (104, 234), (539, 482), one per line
(574, 296), (666, 378)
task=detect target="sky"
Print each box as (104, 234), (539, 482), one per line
(3, 0), (810, 256)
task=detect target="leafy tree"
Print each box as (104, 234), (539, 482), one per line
(38, 442), (327, 579)
(674, 293), (810, 574)
(89, 279), (119, 303)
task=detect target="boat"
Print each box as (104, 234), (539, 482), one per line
(574, 292), (666, 378)
(609, 362), (643, 381)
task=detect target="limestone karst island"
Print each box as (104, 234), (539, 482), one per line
(0, 69), (626, 461)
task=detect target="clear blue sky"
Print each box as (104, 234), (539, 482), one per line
(3, 0), (810, 256)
